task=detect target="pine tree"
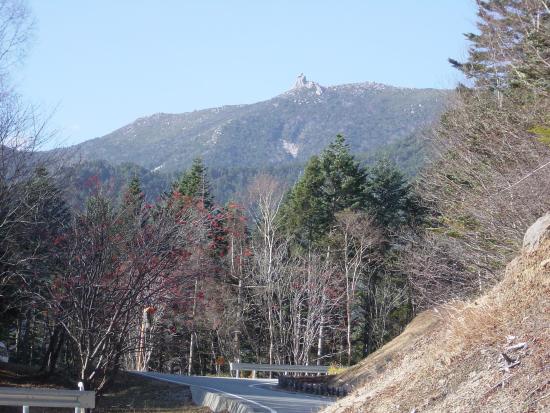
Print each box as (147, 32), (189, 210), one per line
(281, 155), (329, 247)
(449, 0), (550, 94)
(319, 134), (367, 213)
(175, 158), (213, 209)
(119, 175), (145, 231)
(123, 175), (144, 213)
(364, 159), (425, 231)
(13, 167), (71, 364)
(23, 166), (71, 255)
(360, 160), (425, 356)
(281, 135), (367, 248)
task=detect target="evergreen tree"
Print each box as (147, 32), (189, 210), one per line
(120, 175), (145, 231)
(280, 156), (329, 247)
(359, 160), (426, 356)
(175, 158), (213, 209)
(281, 135), (370, 248)
(22, 166), (71, 262)
(364, 159), (425, 231)
(13, 167), (71, 364)
(449, 0), (550, 94)
(126, 175), (143, 201)
(319, 134), (367, 213)
(123, 175), (144, 213)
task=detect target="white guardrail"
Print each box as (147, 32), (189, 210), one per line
(230, 362), (329, 377)
(0, 383), (95, 413)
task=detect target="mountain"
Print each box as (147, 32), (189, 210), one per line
(59, 75), (451, 174)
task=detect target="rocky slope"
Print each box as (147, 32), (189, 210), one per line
(323, 214), (550, 413)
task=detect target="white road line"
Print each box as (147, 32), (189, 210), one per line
(135, 372), (277, 413)
(249, 382), (277, 388)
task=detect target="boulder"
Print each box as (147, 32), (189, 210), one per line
(523, 212), (550, 252)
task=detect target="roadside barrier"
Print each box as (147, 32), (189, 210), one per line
(0, 382), (95, 413)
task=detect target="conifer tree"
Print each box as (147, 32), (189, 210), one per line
(449, 0), (550, 94)
(176, 158), (213, 209)
(119, 175), (145, 231)
(123, 175), (144, 213)
(22, 166), (71, 262)
(319, 134), (367, 213)
(364, 159), (425, 231)
(282, 134), (367, 247)
(13, 166), (71, 364)
(280, 155), (329, 247)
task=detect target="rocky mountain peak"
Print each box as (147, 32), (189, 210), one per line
(292, 73), (324, 95)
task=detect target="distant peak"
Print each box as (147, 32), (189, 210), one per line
(292, 73), (324, 95)
(293, 73), (308, 89)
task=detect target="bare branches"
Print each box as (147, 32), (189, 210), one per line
(403, 1), (550, 308)
(47, 194), (209, 389)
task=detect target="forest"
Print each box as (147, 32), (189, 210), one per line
(1, 0), (549, 397)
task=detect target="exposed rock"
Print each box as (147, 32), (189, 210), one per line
(523, 212), (550, 252)
(292, 73), (324, 95)
(293, 73), (308, 89)
(540, 258), (550, 270)
(282, 139), (299, 158)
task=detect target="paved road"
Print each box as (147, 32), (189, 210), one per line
(139, 371), (333, 413)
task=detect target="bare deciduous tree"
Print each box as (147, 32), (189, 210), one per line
(49, 195), (206, 390)
(334, 211), (381, 365)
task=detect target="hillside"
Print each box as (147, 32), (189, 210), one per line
(323, 214), (550, 413)
(58, 132), (427, 208)
(57, 160), (171, 208)
(57, 75), (449, 173)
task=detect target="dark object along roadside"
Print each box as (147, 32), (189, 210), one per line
(278, 375), (352, 397)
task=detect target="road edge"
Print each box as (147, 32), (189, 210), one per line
(132, 372), (274, 413)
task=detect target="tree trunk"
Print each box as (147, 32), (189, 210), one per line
(346, 305), (352, 365)
(41, 324), (65, 375)
(188, 278), (198, 375)
(317, 310), (324, 366)
(362, 283), (375, 357)
(268, 303), (274, 379)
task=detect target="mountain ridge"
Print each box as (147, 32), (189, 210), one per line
(55, 75), (451, 174)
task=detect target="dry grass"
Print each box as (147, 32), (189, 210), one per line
(324, 241), (550, 413)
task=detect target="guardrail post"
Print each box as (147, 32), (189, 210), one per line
(0, 385), (96, 411)
(75, 382), (85, 413)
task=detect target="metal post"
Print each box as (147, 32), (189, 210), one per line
(22, 406), (29, 413)
(75, 382), (85, 413)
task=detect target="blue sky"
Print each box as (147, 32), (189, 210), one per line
(18, 1), (477, 148)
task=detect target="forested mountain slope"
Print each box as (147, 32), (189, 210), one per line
(59, 133), (426, 208)
(56, 75), (449, 173)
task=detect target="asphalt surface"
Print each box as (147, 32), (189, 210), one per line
(139, 371), (334, 413)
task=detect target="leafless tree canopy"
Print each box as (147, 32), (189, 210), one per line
(404, 0), (550, 307)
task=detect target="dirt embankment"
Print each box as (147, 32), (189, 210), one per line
(324, 216), (550, 413)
